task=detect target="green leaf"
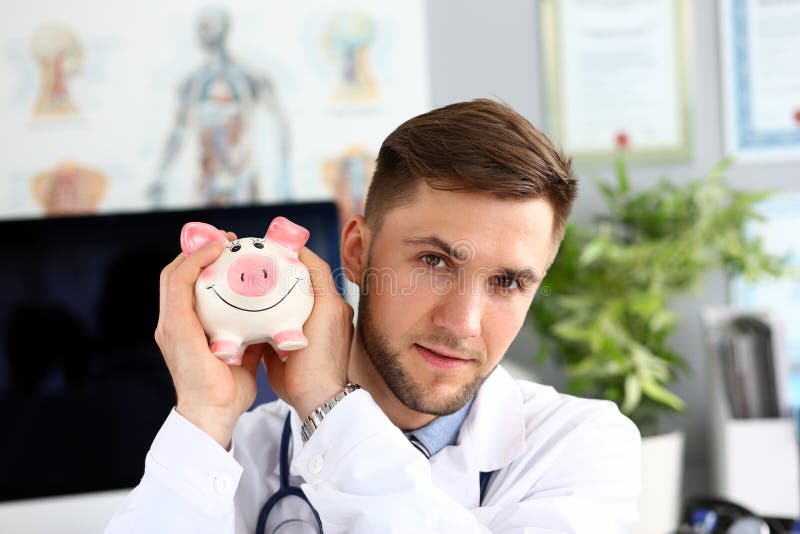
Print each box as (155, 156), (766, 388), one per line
(554, 295), (592, 311)
(552, 320), (590, 343)
(568, 358), (623, 379)
(641, 378), (685, 412)
(597, 181), (617, 203)
(622, 374), (642, 414)
(649, 309), (678, 333)
(579, 239), (606, 266)
(641, 353), (671, 382)
(706, 155), (735, 181)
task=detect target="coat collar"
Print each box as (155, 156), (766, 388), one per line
(403, 395), (475, 458)
(278, 364), (526, 478)
(457, 364), (526, 472)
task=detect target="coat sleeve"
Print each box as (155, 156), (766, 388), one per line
(294, 390), (641, 534)
(102, 409), (243, 534)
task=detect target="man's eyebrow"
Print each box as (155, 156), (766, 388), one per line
(500, 267), (540, 285)
(402, 235), (468, 261)
(403, 234), (542, 282)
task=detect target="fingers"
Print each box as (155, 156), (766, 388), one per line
(170, 242), (225, 308)
(240, 343), (265, 376)
(262, 346), (287, 399)
(156, 240), (225, 358)
(159, 251), (187, 317)
(178, 240), (226, 280)
(158, 231), (233, 312)
(297, 246), (355, 332)
(299, 246), (339, 300)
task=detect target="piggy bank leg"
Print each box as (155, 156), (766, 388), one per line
(273, 329), (308, 351)
(209, 339), (244, 366)
(275, 349), (290, 363)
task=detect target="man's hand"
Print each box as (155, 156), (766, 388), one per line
(155, 233), (264, 449)
(263, 247), (354, 420)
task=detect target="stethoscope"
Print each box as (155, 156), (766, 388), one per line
(256, 414), (323, 534)
(255, 414), (495, 534)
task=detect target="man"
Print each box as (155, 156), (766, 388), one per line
(106, 99), (640, 533)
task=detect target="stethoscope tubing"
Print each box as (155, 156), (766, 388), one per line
(256, 414), (323, 534)
(255, 412), (495, 534)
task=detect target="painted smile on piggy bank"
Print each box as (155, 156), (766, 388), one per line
(180, 217), (315, 365)
(201, 238), (307, 313)
(206, 279), (302, 312)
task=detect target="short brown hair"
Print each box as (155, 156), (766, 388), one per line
(363, 99), (577, 241)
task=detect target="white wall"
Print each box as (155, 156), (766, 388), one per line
(425, 0), (800, 496)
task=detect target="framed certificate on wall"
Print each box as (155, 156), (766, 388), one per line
(720, 0), (800, 161)
(540, 0), (693, 161)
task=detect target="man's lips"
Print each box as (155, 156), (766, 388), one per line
(414, 343), (474, 370)
(416, 343), (470, 360)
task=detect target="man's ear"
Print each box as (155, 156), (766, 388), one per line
(340, 214), (370, 287)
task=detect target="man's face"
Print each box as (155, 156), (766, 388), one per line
(357, 184), (557, 416)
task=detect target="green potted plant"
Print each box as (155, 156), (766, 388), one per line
(529, 156), (787, 532)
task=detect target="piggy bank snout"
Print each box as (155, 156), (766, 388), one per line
(226, 255), (278, 297)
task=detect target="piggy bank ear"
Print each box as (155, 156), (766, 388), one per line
(265, 217), (310, 254)
(180, 222), (228, 255)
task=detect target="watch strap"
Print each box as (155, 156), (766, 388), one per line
(300, 382), (361, 442)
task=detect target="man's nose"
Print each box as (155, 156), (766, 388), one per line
(432, 282), (483, 338)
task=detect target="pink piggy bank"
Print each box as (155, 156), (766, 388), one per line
(179, 216), (314, 365)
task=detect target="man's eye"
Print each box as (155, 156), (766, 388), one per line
(421, 254), (446, 269)
(492, 276), (519, 290)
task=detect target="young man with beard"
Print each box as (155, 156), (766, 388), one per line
(106, 99), (640, 533)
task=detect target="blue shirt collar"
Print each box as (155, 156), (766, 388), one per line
(403, 396), (475, 458)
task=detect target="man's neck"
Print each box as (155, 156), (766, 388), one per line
(347, 331), (437, 432)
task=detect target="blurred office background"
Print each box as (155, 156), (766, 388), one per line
(1, 0), (798, 532)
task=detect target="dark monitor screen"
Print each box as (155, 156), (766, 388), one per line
(0, 202), (341, 502)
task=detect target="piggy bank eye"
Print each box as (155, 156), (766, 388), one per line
(253, 242), (264, 249)
(230, 244), (241, 252)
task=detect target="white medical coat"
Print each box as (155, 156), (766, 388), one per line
(104, 365), (641, 533)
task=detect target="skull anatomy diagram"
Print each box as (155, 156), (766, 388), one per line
(180, 217), (314, 365)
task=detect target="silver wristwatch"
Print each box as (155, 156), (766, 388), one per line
(300, 383), (361, 442)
